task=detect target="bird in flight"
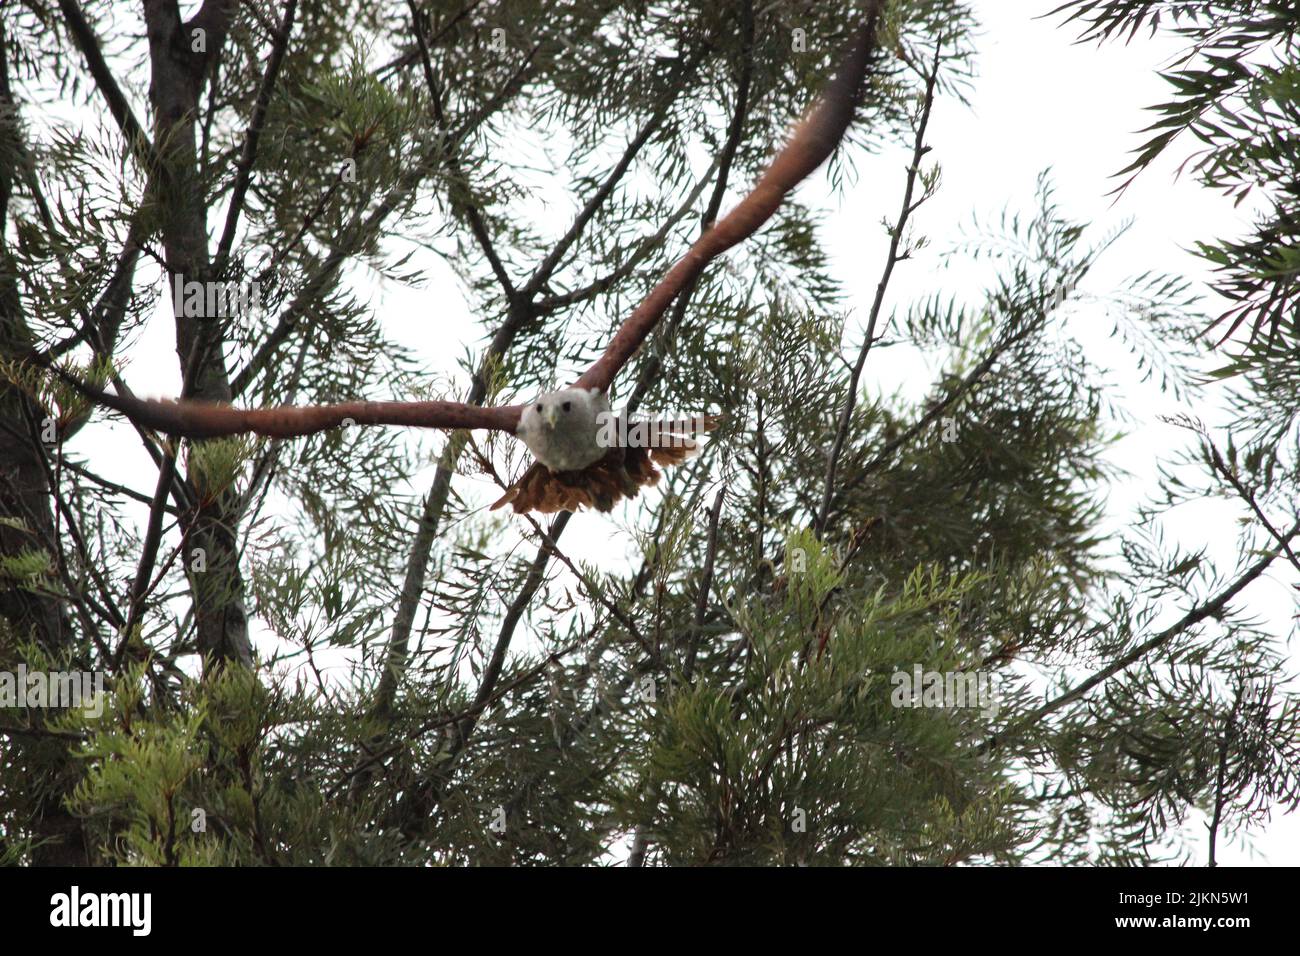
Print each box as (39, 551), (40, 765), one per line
(490, 386), (720, 513)
(40, 9), (883, 514)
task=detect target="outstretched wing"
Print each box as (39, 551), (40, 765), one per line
(573, 13), (881, 392)
(33, 357), (523, 437)
(35, 10), (882, 440)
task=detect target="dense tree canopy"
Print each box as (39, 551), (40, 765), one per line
(0, 0), (1296, 866)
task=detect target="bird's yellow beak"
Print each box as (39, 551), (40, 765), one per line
(543, 406), (558, 429)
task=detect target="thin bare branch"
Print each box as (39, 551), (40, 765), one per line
(55, 0), (157, 169)
(815, 38), (941, 534)
(985, 515), (1300, 753)
(212, 0), (299, 276)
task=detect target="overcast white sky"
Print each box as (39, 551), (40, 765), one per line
(63, 0), (1298, 865)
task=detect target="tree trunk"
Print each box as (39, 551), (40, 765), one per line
(0, 25), (87, 866)
(142, 0), (251, 669)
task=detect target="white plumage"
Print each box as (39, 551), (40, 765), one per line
(514, 387), (611, 472)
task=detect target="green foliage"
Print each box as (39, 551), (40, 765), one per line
(1056, 1), (1300, 352)
(0, 546), (52, 586)
(1, 0), (1296, 868)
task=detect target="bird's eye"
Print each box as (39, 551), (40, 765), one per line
(536, 404), (544, 412)
(562, 401), (572, 412)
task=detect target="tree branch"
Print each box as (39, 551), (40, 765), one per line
(212, 0), (299, 277)
(523, 42), (714, 298)
(985, 515), (1300, 753)
(408, 0), (516, 300)
(815, 38), (940, 534)
(55, 0), (157, 169)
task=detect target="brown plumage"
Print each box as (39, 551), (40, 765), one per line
(491, 415), (719, 514)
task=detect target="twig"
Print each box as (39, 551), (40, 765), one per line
(684, 486), (727, 682)
(1206, 443), (1300, 575)
(815, 38), (941, 534)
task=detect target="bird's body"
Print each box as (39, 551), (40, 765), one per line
(491, 387), (718, 514)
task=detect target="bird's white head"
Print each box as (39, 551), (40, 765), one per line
(516, 387), (611, 472)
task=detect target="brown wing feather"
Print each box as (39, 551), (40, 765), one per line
(572, 11), (881, 392)
(491, 441), (712, 515)
(30, 354), (523, 439)
(649, 442), (698, 466)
